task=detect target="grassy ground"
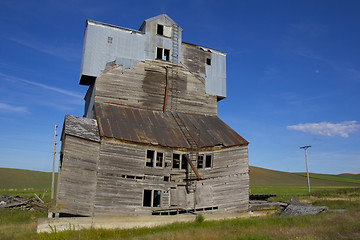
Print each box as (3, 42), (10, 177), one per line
(0, 187), (358, 239)
(28, 188), (360, 239)
(1, 167), (360, 239)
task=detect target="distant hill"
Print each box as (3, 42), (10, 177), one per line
(0, 167), (359, 190)
(249, 166), (360, 186)
(0, 168), (55, 190)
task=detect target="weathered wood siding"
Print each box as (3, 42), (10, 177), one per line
(94, 60), (217, 115)
(92, 139), (248, 216)
(181, 42), (211, 76)
(56, 135), (100, 216)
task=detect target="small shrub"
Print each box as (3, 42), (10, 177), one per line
(195, 214), (204, 224)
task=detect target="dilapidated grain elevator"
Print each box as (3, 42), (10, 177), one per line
(56, 14), (249, 217)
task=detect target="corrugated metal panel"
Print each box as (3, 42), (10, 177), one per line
(63, 115), (100, 142)
(94, 102), (248, 149)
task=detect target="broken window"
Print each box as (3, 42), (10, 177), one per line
(157, 24), (172, 37)
(153, 190), (161, 207)
(163, 49), (170, 61)
(181, 154), (188, 170)
(157, 24), (164, 35)
(143, 189), (152, 207)
(197, 154), (213, 169)
(206, 58), (211, 65)
(156, 152), (164, 167)
(173, 153), (180, 169)
(146, 150), (155, 167)
(156, 47), (170, 61)
(205, 155), (212, 168)
(143, 189), (161, 207)
(146, 150), (164, 168)
(172, 153), (188, 170)
(197, 155), (204, 169)
(156, 47), (163, 60)
(107, 37), (113, 45)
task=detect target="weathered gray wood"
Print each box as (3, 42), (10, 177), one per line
(95, 60), (217, 116)
(56, 135), (100, 216)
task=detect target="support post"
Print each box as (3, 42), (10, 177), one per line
(300, 145), (311, 193)
(51, 125), (58, 200)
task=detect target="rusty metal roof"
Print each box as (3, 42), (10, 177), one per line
(94, 102), (248, 149)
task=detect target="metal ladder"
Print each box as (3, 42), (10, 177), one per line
(172, 25), (179, 64)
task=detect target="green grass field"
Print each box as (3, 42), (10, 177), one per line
(0, 167), (359, 239)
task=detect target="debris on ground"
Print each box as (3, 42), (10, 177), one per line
(280, 197), (328, 217)
(249, 194), (288, 212)
(0, 194), (48, 212)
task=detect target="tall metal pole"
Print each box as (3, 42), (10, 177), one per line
(51, 125), (58, 200)
(300, 145), (311, 193)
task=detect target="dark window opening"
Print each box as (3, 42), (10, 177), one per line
(156, 47), (170, 61)
(157, 24), (164, 35)
(146, 150), (155, 167)
(156, 47), (163, 60)
(164, 176), (169, 181)
(181, 154), (188, 170)
(206, 58), (211, 65)
(197, 155), (204, 169)
(205, 155), (212, 168)
(143, 189), (152, 207)
(107, 37), (113, 45)
(153, 190), (161, 207)
(156, 152), (163, 167)
(59, 153), (63, 169)
(164, 49), (170, 61)
(173, 153), (180, 169)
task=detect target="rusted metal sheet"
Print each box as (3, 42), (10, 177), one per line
(95, 102), (248, 149)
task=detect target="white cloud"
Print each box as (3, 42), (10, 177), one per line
(0, 103), (28, 113)
(287, 121), (360, 138)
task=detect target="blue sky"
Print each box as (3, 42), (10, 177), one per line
(0, 0), (359, 174)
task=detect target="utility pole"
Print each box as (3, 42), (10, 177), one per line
(300, 145), (311, 193)
(51, 125), (58, 200)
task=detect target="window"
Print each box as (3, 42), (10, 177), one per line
(197, 154), (213, 169)
(173, 153), (180, 169)
(146, 150), (164, 168)
(156, 152), (163, 167)
(143, 189), (161, 207)
(153, 190), (161, 207)
(107, 37), (113, 45)
(164, 49), (170, 61)
(172, 153), (188, 170)
(197, 155), (204, 168)
(206, 58), (211, 65)
(157, 24), (164, 35)
(205, 155), (212, 168)
(157, 24), (172, 37)
(156, 47), (170, 61)
(146, 150), (155, 167)
(156, 47), (163, 60)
